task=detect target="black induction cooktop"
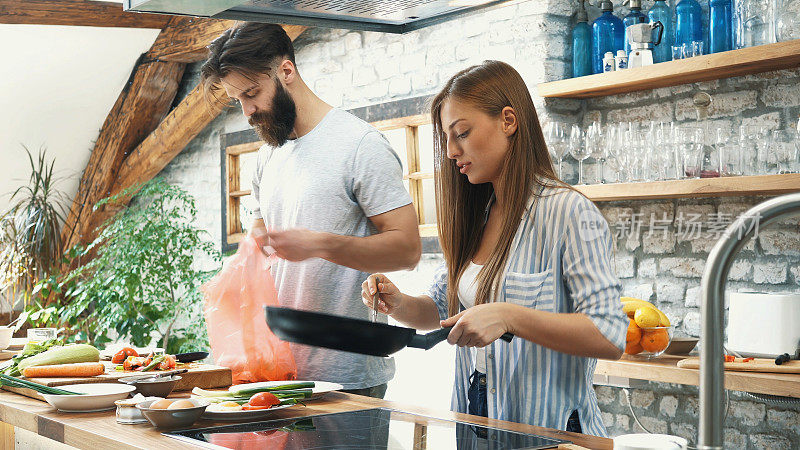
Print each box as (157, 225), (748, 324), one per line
(164, 408), (569, 449)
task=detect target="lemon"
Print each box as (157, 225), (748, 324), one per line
(634, 306), (661, 328)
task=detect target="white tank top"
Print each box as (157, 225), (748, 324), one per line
(457, 261), (487, 374)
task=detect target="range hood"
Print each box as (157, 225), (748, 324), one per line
(123, 0), (512, 34)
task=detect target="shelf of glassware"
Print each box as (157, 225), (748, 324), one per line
(537, 39), (800, 99)
(573, 173), (800, 202)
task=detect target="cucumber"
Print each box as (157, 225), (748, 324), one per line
(17, 344), (100, 372)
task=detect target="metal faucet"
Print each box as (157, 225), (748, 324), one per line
(699, 192), (800, 449)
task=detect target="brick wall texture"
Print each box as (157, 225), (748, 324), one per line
(158, 0), (800, 446)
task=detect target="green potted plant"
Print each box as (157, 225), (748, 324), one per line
(0, 147), (69, 325)
(40, 178), (220, 353)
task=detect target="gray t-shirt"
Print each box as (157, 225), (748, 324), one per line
(252, 108), (412, 389)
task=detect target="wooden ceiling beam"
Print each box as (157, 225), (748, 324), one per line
(148, 19), (307, 63)
(60, 22), (186, 252)
(0, 0), (172, 29)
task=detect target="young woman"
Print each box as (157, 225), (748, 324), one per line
(361, 60), (627, 436)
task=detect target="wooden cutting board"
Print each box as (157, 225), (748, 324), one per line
(2, 361), (232, 401)
(677, 357), (800, 373)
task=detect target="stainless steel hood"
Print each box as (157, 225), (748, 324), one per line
(123, 0), (511, 33)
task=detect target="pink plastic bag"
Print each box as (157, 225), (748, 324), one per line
(202, 235), (297, 384)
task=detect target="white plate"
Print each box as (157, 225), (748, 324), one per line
(201, 403), (294, 421)
(228, 380), (343, 399)
(40, 383), (136, 412)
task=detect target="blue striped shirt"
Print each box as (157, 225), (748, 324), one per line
(427, 184), (627, 437)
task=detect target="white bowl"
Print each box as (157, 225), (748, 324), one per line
(41, 383), (136, 412)
(0, 326), (13, 351)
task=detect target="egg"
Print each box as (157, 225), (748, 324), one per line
(167, 399), (196, 410)
(209, 401), (243, 412)
(149, 399), (174, 409)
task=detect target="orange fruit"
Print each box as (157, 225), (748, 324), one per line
(641, 329), (670, 353)
(625, 341), (643, 355)
(626, 320), (642, 343)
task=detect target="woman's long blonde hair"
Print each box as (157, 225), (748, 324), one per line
(431, 60), (562, 317)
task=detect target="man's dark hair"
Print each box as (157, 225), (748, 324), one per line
(201, 22), (296, 103)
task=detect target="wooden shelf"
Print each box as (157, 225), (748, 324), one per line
(574, 173), (800, 202)
(596, 355), (800, 398)
(537, 39), (800, 98)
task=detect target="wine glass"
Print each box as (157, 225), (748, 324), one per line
(544, 121), (568, 179)
(569, 124), (590, 184)
(586, 122), (605, 184)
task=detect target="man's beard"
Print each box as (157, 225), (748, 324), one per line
(248, 79), (297, 147)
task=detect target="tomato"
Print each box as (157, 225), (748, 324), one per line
(159, 355), (177, 370)
(242, 404), (270, 410)
(248, 392), (280, 407)
(112, 347), (139, 364)
(743, 357), (754, 362)
(724, 355), (735, 363)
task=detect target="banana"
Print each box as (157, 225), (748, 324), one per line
(621, 299), (657, 317)
(621, 298), (671, 327)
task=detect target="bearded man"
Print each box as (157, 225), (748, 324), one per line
(201, 23), (421, 398)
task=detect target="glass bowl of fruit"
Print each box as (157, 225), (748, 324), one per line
(622, 298), (672, 358)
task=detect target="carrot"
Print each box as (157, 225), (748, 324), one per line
(22, 362), (105, 378)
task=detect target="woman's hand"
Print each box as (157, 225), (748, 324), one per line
(361, 274), (404, 315)
(440, 303), (513, 347)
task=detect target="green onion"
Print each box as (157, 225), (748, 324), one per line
(0, 374), (84, 395)
(230, 381), (315, 396)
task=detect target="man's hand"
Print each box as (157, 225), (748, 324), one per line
(265, 228), (325, 261)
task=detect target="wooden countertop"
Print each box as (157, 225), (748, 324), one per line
(0, 390), (611, 449)
(596, 354), (800, 398)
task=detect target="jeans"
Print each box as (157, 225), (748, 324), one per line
(466, 370), (582, 433)
(341, 383), (388, 399)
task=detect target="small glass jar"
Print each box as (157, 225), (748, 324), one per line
(115, 395), (154, 424)
(26, 328), (56, 345)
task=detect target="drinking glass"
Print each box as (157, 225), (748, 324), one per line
(545, 121), (569, 179)
(604, 124), (623, 182)
(672, 45), (684, 60)
(691, 40), (705, 57)
(569, 125), (590, 184)
(586, 122), (605, 183)
(677, 126), (703, 178)
(653, 121), (679, 180)
(716, 126), (741, 176)
(769, 129), (798, 174)
(27, 328), (57, 344)
(739, 124), (763, 175)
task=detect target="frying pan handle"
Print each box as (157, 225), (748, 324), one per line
(418, 327), (514, 350)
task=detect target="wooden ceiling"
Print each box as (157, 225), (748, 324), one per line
(1, 0), (306, 252)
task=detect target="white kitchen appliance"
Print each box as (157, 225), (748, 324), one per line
(727, 291), (800, 358)
(627, 22), (664, 68)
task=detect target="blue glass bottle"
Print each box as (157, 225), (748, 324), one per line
(623, 0), (648, 55)
(572, 0), (592, 77)
(648, 0), (674, 63)
(592, 0), (625, 74)
(675, 0), (703, 47)
(709, 0), (733, 52)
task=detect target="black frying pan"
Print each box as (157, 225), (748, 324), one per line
(265, 306), (513, 357)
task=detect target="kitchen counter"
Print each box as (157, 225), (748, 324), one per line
(596, 354), (800, 398)
(0, 389), (611, 449)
